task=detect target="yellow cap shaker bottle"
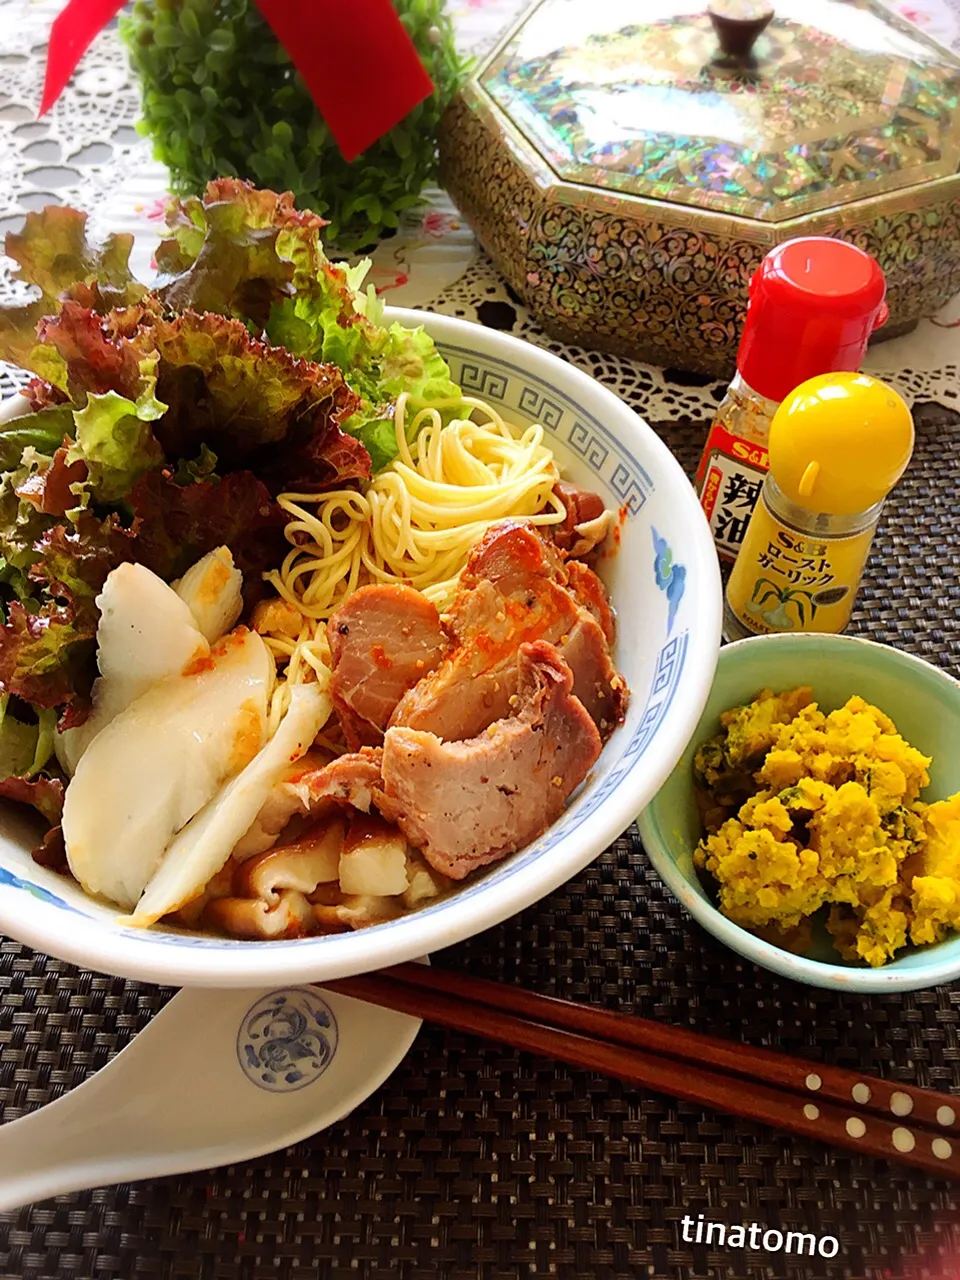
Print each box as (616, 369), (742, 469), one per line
(724, 372), (914, 640)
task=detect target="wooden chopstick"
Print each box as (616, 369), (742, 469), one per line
(376, 962), (960, 1136)
(324, 964), (960, 1182)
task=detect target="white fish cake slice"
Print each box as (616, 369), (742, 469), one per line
(56, 562), (211, 776)
(175, 546), (243, 644)
(62, 629), (271, 911)
(128, 682), (331, 928)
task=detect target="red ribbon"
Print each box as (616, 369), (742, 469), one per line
(41, 0), (435, 163)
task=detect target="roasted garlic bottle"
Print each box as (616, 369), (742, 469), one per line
(724, 373), (915, 641)
(696, 238), (889, 564)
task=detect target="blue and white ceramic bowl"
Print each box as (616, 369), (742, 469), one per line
(0, 309), (722, 986)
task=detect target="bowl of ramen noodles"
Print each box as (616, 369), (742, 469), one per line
(0, 184), (720, 985)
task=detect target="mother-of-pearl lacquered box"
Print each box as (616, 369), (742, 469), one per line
(439, 0), (960, 375)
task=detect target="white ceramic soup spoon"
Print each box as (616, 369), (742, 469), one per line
(0, 983), (420, 1211)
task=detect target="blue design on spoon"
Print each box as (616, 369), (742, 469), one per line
(236, 988), (338, 1092)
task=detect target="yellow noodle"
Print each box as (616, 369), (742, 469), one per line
(260, 393), (567, 732)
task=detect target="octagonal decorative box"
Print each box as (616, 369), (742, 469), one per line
(438, 0), (960, 376)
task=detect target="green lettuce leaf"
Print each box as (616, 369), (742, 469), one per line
(149, 310), (341, 454)
(156, 178), (331, 328)
(0, 599), (97, 711)
(32, 304), (370, 494)
(173, 444), (218, 485)
(0, 304), (71, 391)
(378, 322), (461, 404)
(155, 181), (461, 470)
(11, 443), (88, 520)
(271, 305), (462, 473)
(0, 455), (62, 595)
(0, 205), (147, 383)
(69, 378), (167, 503)
(7, 512), (138, 716)
(0, 688), (64, 823)
(9, 317), (168, 506)
(346, 414), (402, 475)
(0, 696), (56, 780)
(341, 324), (463, 470)
(30, 513), (137, 614)
(6, 206), (142, 303)
(0, 405), (74, 472)
(37, 300), (155, 404)
(0, 699), (44, 778)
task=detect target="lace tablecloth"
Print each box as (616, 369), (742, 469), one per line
(1, 0), (959, 422)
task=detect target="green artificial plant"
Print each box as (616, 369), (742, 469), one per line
(120, 0), (469, 250)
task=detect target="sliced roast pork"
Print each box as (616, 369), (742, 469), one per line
(289, 747), (384, 813)
(327, 584), (448, 749)
(455, 516), (569, 593)
(391, 520), (627, 742)
(566, 559), (616, 645)
(379, 640), (601, 880)
(549, 481), (614, 558)
(558, 611), (627, 736)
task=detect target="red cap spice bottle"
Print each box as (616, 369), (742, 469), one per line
(695, 237), (888, 563)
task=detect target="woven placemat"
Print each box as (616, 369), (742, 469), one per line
(0, 381), (958, 1280)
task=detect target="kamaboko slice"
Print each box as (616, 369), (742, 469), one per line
(174, 546), (243, 644)
(56, 561), (211, 776)
(62, 627), (271, 910)
(128, 682), (331, 928)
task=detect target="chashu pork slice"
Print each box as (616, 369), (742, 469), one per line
(565, 559), (616, 645)
(288, 747), (385, 814)
(557, 609), (626, 736)
(454, 516), (570, 594)
(327, 584), (448, 748)
(390, 520), (627, 742)
(379, 640), (601, 880)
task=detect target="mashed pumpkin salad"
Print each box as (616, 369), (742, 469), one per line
(693, 688), (960, 968)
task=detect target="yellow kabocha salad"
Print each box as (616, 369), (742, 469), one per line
(693, 688), (960, 968)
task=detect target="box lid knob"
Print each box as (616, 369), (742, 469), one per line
(707, 0), (774, 58)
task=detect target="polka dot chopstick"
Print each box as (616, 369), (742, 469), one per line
(326, 964), (960, 1181)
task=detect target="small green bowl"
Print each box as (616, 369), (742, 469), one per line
(637, 633), (960, 992)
